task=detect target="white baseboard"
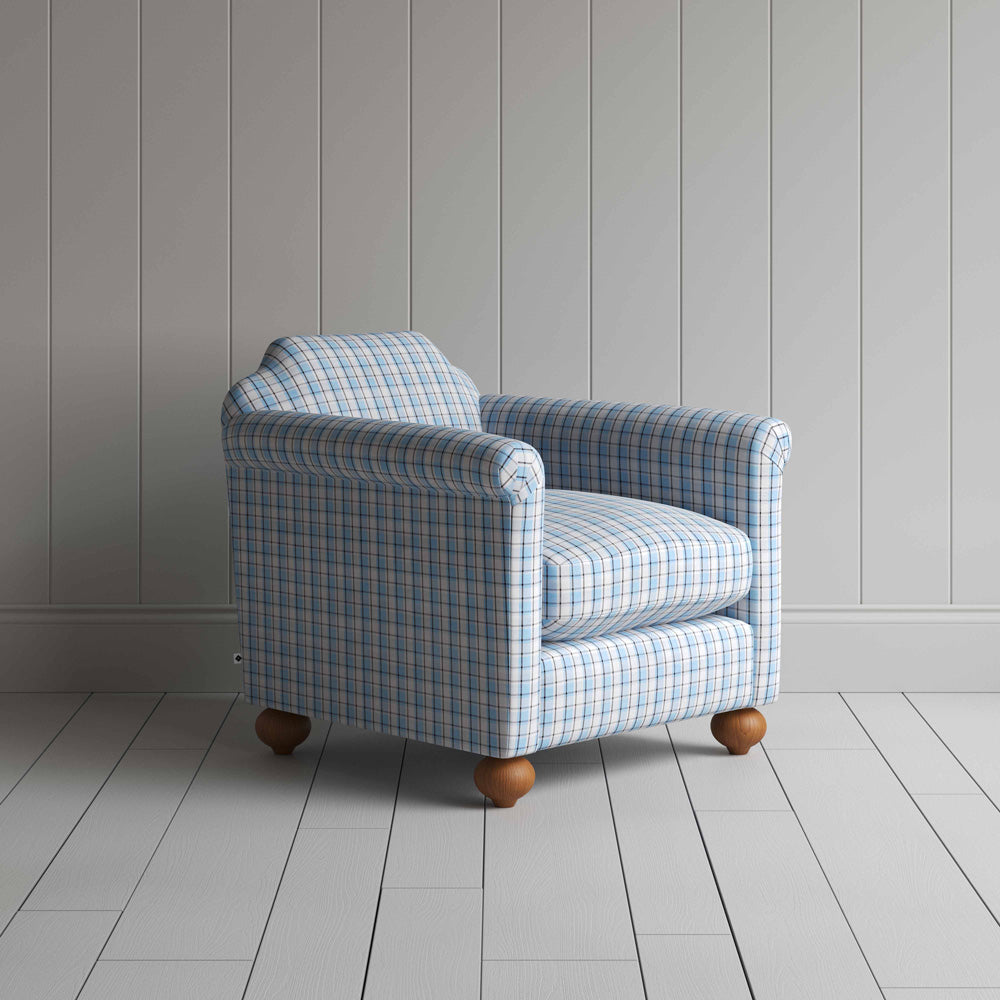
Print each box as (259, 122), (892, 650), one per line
(1, 604), (997, 692)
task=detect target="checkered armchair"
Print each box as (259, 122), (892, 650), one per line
(222, 332), (791, 806)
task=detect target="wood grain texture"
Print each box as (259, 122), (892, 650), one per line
(883, 991), (1000, 999)
(231, 0), (318, 381)
(102, 702), (327, 960)
(382, 742), (483, 888)
(638, 935), (750, 1000)
(0, 911), (118, 1000)
(321, 0), (408, 335)
(79, 961), (251, 1000)
(668, 713), (788, 811)
(0, 0), (48, 602)
(861, 0), (950, 602)
(411, 0), (499, 391)
(952, 0), (1000, 602)
(300, 724), (404, 829)
(763, 693), (872, 750)
(0, 694), (158, 931)
(242, 828), (387, 1000)
(482, 961), (645, 1000)
(364, 888), (482, 1000)
(591, 0), (679, 404)
(843, 693), (978, 794)
(680, 0), (769, 413)
(474, 755), (535, 808)
(916, 793), (1000, 926)
(50, 0), (138, 601)
(140, 0), (230, 603)
(131, 693), (235, 750)
(483, 763), (636, 960)
(24, 748), (204, 910)
(0, 693), (87, 801)
(698, 809), (883, 1000)
(771, 0), (860, 603)
(769, 748), (1000, 987)
(908, 694), (1000, 805)
(601, 726), (729, 934)
(500, 0), (589, 397)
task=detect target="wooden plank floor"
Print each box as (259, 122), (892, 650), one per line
(1, 692), (999, 998)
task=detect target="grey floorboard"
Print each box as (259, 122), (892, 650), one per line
(300, 724), (404, 830)
(882, 992), (1000, 999)
(638, 935), (751, 1000)
(907, 694), (1000, 804)
(364, 888), (481, 1000)
(0, 693), (88, 801)
(698, 809), (883, 1000)
(668, 714), (788, 811)
(131, 692), (235, 749)
(0, 694), (159, 932)
(601, 726), (729, 934)
(483, 762), (636, 961)
(24, 749), (204, 910)
(482, 961), (645, 1000)
(916, 793), (1000, 924)
(763, 692), (872, 749)
(844, 693), (979, 794)
(102, 702), (328, 960)
(0, 911), (117, 1000)
(243, 828), (386, 1000)
(381, 742), (483, 888)
(769, 747), (1000, 987)
(79, 961), (250, 1000)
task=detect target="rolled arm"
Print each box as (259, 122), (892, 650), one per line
(481, 395), (791, 704)
(224, 409), (544, 503)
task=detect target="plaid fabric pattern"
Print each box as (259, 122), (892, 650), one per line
(482, 396), (791, 705)
(542, 489), (752, 641)
(225, 411), (544, 758)
(537, 615), (755, 750)
(223, 333), (789, 758)
(222, 331), (482, 431)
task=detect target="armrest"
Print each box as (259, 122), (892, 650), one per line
(224, 409), (543, 503)
(481, 394), (791, 704)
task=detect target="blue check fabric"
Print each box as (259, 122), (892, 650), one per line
(223, 333), (790, 757)
(482, 395), (791, 705)
(223, 331), (482, 431)
(541, 489), (752, 641)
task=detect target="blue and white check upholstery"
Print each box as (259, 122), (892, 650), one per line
(223, 332), (790, 757)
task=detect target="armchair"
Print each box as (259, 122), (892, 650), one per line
(223, 332), (790, 807)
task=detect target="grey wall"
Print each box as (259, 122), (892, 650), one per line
(1, 0), (998, 690)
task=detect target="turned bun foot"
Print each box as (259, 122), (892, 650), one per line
(255, 708), (311, 755)
(474, 756), (535, 808)
(711, 707), (767, 755)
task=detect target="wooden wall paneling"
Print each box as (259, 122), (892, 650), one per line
(861, 0), (950, 602)
(50, 0), (139, 602)
(140, 0), (230, 603)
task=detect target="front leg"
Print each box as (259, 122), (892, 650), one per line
(255, 708), (311, 755)
(711, 707), (766, 755)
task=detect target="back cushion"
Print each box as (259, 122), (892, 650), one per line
(222, 331), (482, 431)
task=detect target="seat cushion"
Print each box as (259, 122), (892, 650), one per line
(542, 489), (752, 641)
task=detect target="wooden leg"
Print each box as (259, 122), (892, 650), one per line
(474, 756), (536, 808)
(710, 707), (767, 756)
(255, 708), (311, 755)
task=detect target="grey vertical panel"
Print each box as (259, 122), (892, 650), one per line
(231, 0), (319, 382)
(591, 0), (679, 405)
(680, 0), (769, 414)
(0, 0), (48, 603)
(861, 0), (949, 603)
(952, 0), (1000, 603)
(141, 0), (230, 603)
(50, 0), (138, 602)
(771, 0), (860, 603)
(411, 0), (499, 392)
(321, 0), (408, 336)
(501, 0), (589, 398)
